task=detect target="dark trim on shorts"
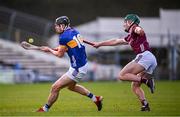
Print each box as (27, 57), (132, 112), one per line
(72, 69), (78, 77)
(135, 55), (143, 63)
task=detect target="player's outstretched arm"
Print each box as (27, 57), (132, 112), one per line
(40, 46), (67, 57)
(93, 38), (128, 48)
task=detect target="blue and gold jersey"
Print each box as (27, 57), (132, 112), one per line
(59, 27), (87, 70)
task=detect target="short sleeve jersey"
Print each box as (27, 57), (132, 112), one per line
(124, 26), (151, 54)
(59, 27), (87, 70)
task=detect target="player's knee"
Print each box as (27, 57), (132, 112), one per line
(67, 85), (74, 91)
(119, 74), (127, 81)
(118, 72), (123, 80)
(119, 75), (123, 80)
(51, 84), (62, 93)
(131, 82), (140, 92)
(131, 82), (137, 92)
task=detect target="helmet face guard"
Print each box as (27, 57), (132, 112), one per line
(124, 14), (140, 32)
(55, 16), (70, 27)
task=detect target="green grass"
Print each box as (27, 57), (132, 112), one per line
(0, 81), (180, 116)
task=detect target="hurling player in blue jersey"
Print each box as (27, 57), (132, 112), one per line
(36, 16), (103, 112)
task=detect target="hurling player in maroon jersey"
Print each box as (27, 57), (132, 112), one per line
(93, 14), (157, 111)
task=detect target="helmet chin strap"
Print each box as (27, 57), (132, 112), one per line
(64, 25), (69, 30)
(59, 24), (69, 34)
(125, 21), (134, 32)
(125, 19), (138, 33)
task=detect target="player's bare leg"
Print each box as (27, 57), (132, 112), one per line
(68, 82), (89, 96)
(68, 82), (103, 111)
(36, 74), (75, 112)
(118, 61), (145, 82)
(37, 74), (103, 112)
(118, 61), (154, 111)
(47, 75), (74, 106)
(131, 81), (150, 111)
(140, 72), (155, 93)
(119, 61), (155, 93)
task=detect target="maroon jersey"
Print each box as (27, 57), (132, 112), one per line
(124, 26), (151, 54)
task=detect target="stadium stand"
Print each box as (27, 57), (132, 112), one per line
(0, 6), (179, 82)
(0, 39), (69, 83)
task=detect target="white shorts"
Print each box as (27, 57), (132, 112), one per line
(133, 51), (157, 74)
(65, 63), (88, 82)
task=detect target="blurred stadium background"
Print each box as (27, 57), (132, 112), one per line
(0, 0), (180, 83)
(0, 0), (180, 116)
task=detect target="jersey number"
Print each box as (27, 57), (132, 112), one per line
(73, 34), (84, 48)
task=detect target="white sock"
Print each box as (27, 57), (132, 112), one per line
(43, 105), (49, 112)
(91, 95), (97, 102)
(87, 93), (97, 102)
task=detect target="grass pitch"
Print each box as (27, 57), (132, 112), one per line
(0, 81), (180, 116)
